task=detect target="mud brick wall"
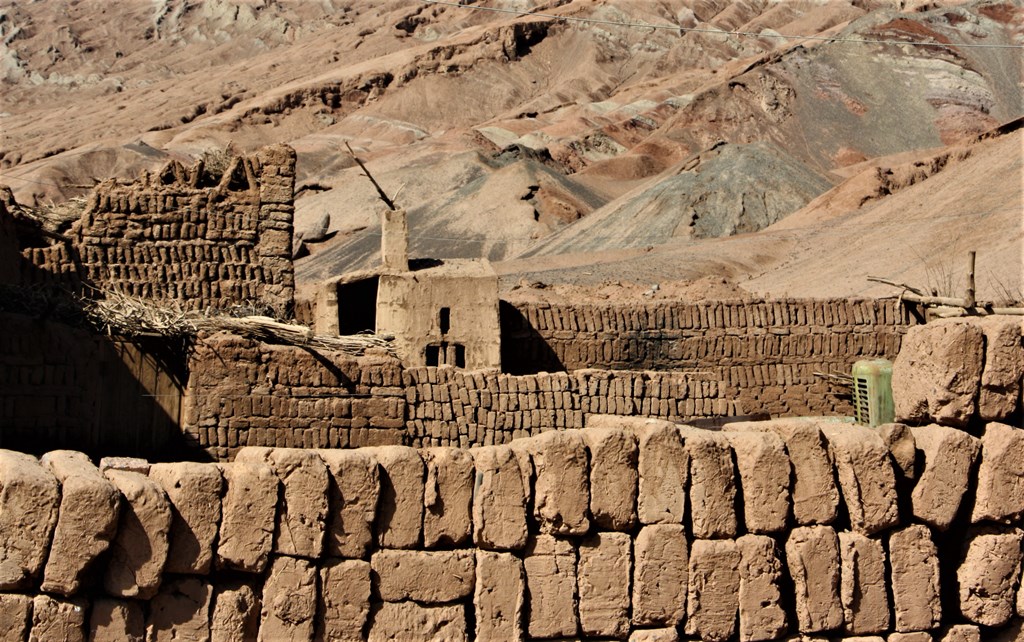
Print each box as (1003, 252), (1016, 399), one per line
(893, 315), (1023, 430)
(183, 335), (744, 459)
(19, 144), (295, 313)
(0, 313), (184, 459)
(404, 366), (739, 448)
(181, 333), (409, 461)
(2, 418), (1023, 641)
(502, 298), (915, 417)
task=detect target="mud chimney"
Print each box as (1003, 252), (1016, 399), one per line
(380, 207), (408, 271)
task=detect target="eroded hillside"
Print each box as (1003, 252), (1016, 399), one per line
(1, 0), (1020, 299)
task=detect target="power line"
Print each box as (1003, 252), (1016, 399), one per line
(418, 0), (1024, 49)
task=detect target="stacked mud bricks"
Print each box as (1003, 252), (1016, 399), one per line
(183, 334), (741, 460)
(1, 411), (1023, 641)
(183, 334), (408, 461)
(19, 145), (295, 313)
(405, 366), (739, 448)
(504, 298), (911, 417)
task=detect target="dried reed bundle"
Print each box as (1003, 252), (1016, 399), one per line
(84, 289), (394, 355)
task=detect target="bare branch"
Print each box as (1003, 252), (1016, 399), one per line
(345, 142), (397, 211)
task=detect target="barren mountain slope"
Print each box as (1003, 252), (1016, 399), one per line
(1, 0), (1021, 299)
(499, 120), (1023, 300)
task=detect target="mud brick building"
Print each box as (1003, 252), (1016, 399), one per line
(1, 142), (1023, 641)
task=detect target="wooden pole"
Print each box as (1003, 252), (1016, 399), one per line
(964, 250), (976, 309)
(345, 142), (397, 211)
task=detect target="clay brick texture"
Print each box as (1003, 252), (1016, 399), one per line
(3, 415), (1024, 641)
(18, 145), (295, 314)
(502, 298), (913, 417)
(184, 299), (919, 460)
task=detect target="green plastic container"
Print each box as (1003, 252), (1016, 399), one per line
(852, 359), (895, 427)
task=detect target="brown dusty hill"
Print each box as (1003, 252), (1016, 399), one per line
(1, 0), (1021, 298)
(498, 120), (1023, 301)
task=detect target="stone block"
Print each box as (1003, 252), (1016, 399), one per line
(910, 425), (980, 530)
(976, 316), (1023, 421)
(99, 457), (150, 475)
(526, 430), (591, 536)
(367, 602), (467, 642)
(149, 462), (223, 575)
(820, 423), (899, 535)
(840, 532), (891, 634)
(103, 469), (172, 600)
(235, 447), (328, 559)
(686, 538), (740, 642)
(423, 448), (474, 548)
(524, 534), (578, 639)
(259, 555), (317, 642)
(726, 430), (791, 534)
(737, 534), (788, 642)
(629, 628), (680, 642)
(216, 460), (278, 573)
(88, 598), (145, 642)
(146, 577), (212, 642)
(873, 423), (917, 479)
(371, 550), (474, 603)
(786, 525), (843, 633)
(370, 446), (424, 549)
(318, 449), (380, 559)
(893, 320), (984, 428)
(632, 524), (688, 627)
(583, 427), (638, 531)
(939, 625), (981, 642)
(728, 419), (838, 525)
(888, 634), (934, 642)
(679, 427), (737, 539)
(39, 450), (120, 595)
(973, 422), (1024, 524)
(472, 446), (528, 551)
(30, 595), (86, 642)
(578, 532), (631, 638)
(475, 551), (525, 642)
(0, 450), (60, 590)
(210, 580), (260, 642)
(958, 528), (1023, 627)
(0, 594), (31, 642)
(635, 420), (688, 525)
(890, 524), (942, 632)
(318, 559), (370, 642)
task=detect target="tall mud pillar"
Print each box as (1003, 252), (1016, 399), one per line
(381, 208), (408, 272)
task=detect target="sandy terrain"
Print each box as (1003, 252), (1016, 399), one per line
(1, 0), (1020, 301)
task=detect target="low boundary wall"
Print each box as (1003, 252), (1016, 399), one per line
(502, 298), (913, 417)
(1, 417), (1021, 641)
(183, 334), (743, 460)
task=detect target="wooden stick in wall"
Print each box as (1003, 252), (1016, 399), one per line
(964, 250), (976, 309)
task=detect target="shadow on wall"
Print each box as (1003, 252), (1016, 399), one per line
(0, 202), (198, 462)
(499, 300), (566, 374)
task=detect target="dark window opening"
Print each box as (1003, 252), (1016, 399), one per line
(439, 307), (451, 335)
(425, 344), (440, 367)
(336, 276), (379, 335)
(425, 342), (466, 368)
